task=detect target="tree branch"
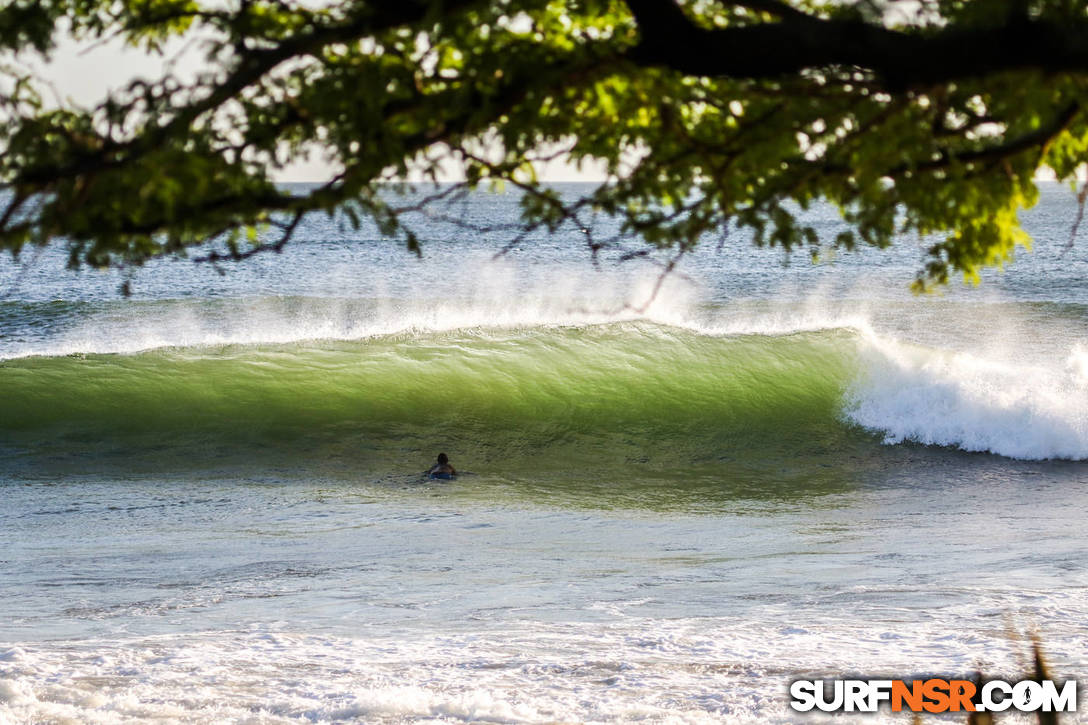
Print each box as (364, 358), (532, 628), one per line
(624, 0), (1088, 88)
(15, 0), (484, 188)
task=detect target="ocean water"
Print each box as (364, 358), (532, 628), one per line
(1, 182), (1087, 723)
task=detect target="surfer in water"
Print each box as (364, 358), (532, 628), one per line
(427, 453), (457, 480)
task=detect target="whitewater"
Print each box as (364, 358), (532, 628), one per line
(2, 183), (1088, 723)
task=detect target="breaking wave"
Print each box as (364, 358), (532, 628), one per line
(3, 310), (1087, 469)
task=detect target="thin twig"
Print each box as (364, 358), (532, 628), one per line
(1062, 178), (1088, 256)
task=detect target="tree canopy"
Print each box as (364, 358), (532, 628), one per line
(4, 0), (1088, 288)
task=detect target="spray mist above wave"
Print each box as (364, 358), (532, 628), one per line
(0, 266), (879, 360)
(7, 246), (961, 363)
(845, 335), (1088, 461)
(0, 262), (702, 359)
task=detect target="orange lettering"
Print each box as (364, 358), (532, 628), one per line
(892, 680), (924, 712)
(948, 680), (976, 711)
(922, 679), (951, 713)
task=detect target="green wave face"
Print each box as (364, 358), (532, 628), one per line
(1, 323), (873, 496)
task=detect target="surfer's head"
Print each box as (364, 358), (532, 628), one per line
(437, 453), (449, 464)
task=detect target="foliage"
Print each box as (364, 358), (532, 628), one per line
(4, 0), (1088, 288)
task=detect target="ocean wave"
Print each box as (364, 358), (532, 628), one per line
(3, 316), (1087, 467)
(0, 323), (853, 469)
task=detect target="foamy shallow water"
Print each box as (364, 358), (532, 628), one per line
(2, 616), (1084, 724)
(2, 471), (1088, 723)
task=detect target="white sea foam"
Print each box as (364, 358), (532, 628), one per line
(846, 331), (1088, 460)
(0, 612), (1079, 724)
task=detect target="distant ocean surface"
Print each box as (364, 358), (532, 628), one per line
(1, 183), (1087, 723)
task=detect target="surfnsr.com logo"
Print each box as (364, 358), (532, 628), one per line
(790, 678), (1077, 714)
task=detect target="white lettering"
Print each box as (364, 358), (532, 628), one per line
(1013, 681), (1043, 711)
(1040, 680), (1077, 712)
(789, 681), (817, 712)
(982, 681), (1013, 712)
